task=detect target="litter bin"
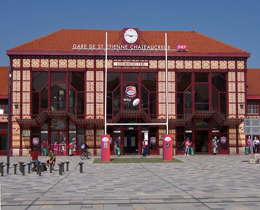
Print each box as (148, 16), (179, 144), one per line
(43, 148), (47, 156)
(190, 147), (194, 156)
(245, 146), (249, 155)
(117, 147), (121, 156)
(69, 144), (73, 156)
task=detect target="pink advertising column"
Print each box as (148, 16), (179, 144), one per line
(163, 134), (173, 161)
(101, 135), (110, 162)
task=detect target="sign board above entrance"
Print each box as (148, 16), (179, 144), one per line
(114, 62), (148, 67)
(244, 118), (260, 135)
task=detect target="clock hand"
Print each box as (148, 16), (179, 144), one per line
(125, 34), (136, 37)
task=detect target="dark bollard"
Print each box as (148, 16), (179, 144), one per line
(0, 163), (3, 174)
(6, 163), (10, 174)
(27, 163), (31, 174)
(78, 162), (84, 173)
(66, 161), (70, 171)
(58, 164), (63, 175)
(41, 162), (45, 172)
(31, 162), (37, 172)
(50, 163), (53, 173)
(0, 164), (5, 176)
(61, 162), (65, 172)
(22, 164), (26, 176)
(18, 162), (24, 173)
(36, 164), (39, 174)
(38, 164), (41, 176)
(13, 164), (18, 174)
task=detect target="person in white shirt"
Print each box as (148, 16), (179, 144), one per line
(253, 137), (260, 153)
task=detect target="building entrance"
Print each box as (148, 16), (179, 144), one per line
(195, 130), (208, 154)
(51, 131), (66, 155)
(124, 130), (138, 155)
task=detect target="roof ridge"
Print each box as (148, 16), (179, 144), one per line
(194, 31), (246, 53)
(10, 29), (65, 50)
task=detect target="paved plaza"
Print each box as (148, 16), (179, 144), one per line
(0, 154), (260, 210)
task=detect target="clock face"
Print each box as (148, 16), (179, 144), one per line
(124, 28), (138, 44)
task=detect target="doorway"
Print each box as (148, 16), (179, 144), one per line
(51, 131), (66, 155)
(195, 130), (208, 154)
(124, 130), (138, 155)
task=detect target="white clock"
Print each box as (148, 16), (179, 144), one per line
(124, 28), (138, 43)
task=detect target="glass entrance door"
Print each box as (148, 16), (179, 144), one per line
(195, 130), (209, 154)
(51, 131), (66, 155)
(124, 130), (138, 154)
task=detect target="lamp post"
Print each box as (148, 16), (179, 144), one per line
(7, 65), (11, 165)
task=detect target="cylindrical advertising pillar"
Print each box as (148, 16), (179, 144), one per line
(101, 135), (110, 162)
(163, 134), (172, 161)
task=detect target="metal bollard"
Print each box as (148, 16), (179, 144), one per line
(78, 162), (84, 173)
(41, 162), (45, 172)
(0, 162), (4, 173)
(61, 162), (65, 172)
(0, 165), (5, 176)
(36, 164), (39, 174)
(32, 163), (37, 172)
(27, 163), (31, 174)
(22, 164), (26, 176)
(58, 164), (63, 175)
(38, 164), (41, 176)
(6, 163), (10, 174)
(50, 163), (53, 173)
(13, 164), (18, 175)
(0, 163), (3, 174)
(66, 161), (70, 171)
(18, 162), (24, 173)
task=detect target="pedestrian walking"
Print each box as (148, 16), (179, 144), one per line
(253, 137), (260, 153)
(183, 137), (191, 156)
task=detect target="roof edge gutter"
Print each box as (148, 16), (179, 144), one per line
(6, 50), (251, 58)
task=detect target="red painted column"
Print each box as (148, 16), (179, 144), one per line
(163, 134), (172, 161)
(101, 135), (110, 162)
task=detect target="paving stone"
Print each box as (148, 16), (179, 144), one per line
(1, 155), (260, 209)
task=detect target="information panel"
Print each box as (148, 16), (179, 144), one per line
(163, 134), (172, 161)
(101, 135), (110, 162)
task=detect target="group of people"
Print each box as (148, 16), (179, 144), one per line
(247, 136), (260, 153)
(29, 148), (56, 171)
(182, 136), (220, 156)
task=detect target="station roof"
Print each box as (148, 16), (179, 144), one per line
(247, 68), (260, 99)
(8, 29), (247, 54)
(0, 66), (9, 98)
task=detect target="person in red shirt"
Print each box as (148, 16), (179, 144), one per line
(29, 148), (40, 170)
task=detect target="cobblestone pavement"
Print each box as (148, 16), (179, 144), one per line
(0, 154), (259, 210)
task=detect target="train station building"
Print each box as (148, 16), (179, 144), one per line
(1, 28), (258, 156)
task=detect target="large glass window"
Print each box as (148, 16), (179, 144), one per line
(0, 100), (8, 114)
(195, 73), (209, 111)
(177, 73), (191, 119)
(212, 73), (226, 114)
(69, 72), (85, 117)
(195, 84), (209, 111)
(32, 72), (48, 116)
(0, 134), (7, 150)
(141, 73), (157, 118)
(107, 73), (120, 119)
(247, 102), (258, 114)
(51, 83), (66, 111)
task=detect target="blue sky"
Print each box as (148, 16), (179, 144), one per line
(0, 0), (259, 68)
